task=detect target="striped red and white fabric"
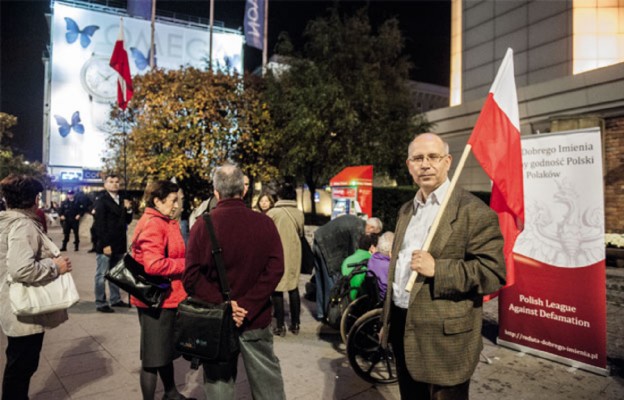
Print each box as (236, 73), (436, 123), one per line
(109, 19), (133, 110)
(468, 48), (524, 293)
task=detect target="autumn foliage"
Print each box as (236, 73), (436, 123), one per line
(104, 68), (277, 201)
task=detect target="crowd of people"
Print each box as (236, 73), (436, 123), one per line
(0, 132), (506, 400)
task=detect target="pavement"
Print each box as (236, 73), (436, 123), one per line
(1, 224), (623, 399)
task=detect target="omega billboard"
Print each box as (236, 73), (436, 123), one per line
(47, 1), (243, 178)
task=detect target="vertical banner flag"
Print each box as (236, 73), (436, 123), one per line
(127, 0), (153, 20)
(499, 128), (607, 375)
(244, 0), (264, 49)
(468, 48), (524, 291)
(109, 19), (133, 110)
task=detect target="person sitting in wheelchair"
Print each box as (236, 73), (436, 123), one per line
(365, 231), (394, 301)
(340, 233), (379, 300)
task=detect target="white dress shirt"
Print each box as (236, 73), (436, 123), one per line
(392, 179), (450, 309)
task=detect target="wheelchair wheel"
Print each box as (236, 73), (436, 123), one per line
(346, 308), (397, 385)
(340, 295), (370, 344)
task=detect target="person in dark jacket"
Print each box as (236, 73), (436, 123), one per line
(312, 215), (383, 320)
(184, 164), (286, 400)
(87, 190), (103, 253)
(92, 174), (133, 313)
(59, 190), (84, 251)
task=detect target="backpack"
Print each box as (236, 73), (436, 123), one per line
(324, 260), (369, 329)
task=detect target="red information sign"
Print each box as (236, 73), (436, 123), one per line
(499, 255), (606, 369)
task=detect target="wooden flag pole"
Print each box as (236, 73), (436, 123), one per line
(405, 143), (473, 292)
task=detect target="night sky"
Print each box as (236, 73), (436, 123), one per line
(0, 0), (450, 163)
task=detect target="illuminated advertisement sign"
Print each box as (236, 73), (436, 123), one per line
(48, 1), (243, 171)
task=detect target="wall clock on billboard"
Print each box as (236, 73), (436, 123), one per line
(80, 54), (117, 131)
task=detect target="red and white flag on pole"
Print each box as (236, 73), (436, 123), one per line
(109, 19), (133, 110)
(468, 48), (524, 291)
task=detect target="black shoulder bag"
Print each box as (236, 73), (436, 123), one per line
(174, 214), (240, 369)
(325, 259), (369, 329)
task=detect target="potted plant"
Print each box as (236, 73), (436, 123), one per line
(605, 233), (624, 267)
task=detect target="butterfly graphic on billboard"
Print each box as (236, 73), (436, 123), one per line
(64, 17), (99, 48)
(224, 55), (241, 72)
(130, 47), (157, 71)
(54, 111), (85, 138)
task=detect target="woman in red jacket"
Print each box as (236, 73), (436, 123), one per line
(130, 180), (191, 400)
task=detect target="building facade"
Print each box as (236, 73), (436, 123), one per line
(428, 0), (624, 233)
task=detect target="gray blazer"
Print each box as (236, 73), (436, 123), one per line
(382, 187), (506, 385)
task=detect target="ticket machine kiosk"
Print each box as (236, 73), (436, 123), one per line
(329, 165), (373, 219)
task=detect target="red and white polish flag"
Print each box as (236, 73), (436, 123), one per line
(109, 19), (133, 110)
(468, 48), (524, 291)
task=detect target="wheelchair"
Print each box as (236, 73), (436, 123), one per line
(339, 268), (383, 343)
(325, 261), (398, 385)
(346, 308), (397, 384)
(325, 260), (385, 342)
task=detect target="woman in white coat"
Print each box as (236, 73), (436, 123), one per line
(0, 175), (72, 400)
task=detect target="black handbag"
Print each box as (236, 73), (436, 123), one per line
(105, 223), (171, 307)
(105, 253), (171, 308)
(174, 213), (239, 369)
(325, 260), (368, 329)
(300, 236), (314, 274)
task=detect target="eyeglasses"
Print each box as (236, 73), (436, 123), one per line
(407, 153), (448, 165)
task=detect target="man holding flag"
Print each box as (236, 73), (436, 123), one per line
(381, 49), (524, 398)
(381, 132), (506, 399)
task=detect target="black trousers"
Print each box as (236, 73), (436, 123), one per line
(272, 289), (301, 327)
(2, 332), (45, 400)
(62, 219), (80, 245)
(390, 305), (470, 400)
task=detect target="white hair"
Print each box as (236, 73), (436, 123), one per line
(377, 231), (394, 256)
(366, 217), (383, 233)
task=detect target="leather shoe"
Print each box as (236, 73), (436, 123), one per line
(289, 324), (300, 335)
(96, 306), (115, 313)
(272, 325), (286, 337)
(111, 301), (130, 308)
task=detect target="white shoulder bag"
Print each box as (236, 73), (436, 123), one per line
(8, 223), (80, 316)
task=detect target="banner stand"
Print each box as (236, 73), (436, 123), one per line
(497, 128), (608, 377)
(498, 338), (609, 376)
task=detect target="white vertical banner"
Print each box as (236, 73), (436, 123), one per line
(515, 128), (605, 265)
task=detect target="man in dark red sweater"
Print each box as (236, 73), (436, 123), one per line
(184, 164), (286, 400)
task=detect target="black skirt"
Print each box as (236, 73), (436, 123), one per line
(137, 307), (179, 368)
